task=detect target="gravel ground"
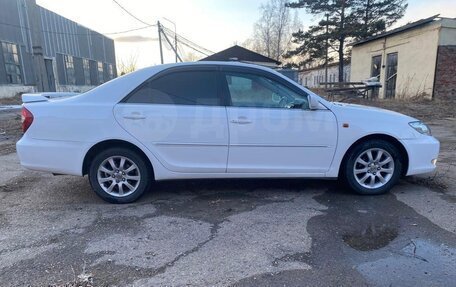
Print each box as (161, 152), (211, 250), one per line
(0, 97), (455, 286)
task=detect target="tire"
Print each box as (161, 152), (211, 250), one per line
(88, 147), (151, 203)
(343, 140), (403, 195)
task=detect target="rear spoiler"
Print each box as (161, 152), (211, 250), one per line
(22, 92), (79, 103)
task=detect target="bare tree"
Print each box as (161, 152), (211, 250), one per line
(117, 53), (138, 75)
(245, 0), (301, 62)
(182, 51), (202, 62)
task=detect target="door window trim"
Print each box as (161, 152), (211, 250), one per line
(219, 66), (309, 109)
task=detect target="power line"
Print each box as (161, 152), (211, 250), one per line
(162, 26), (214, 54)
(161, 26), (213, 56)
(0, 20), (154, 37)
(112, 0), (154, 26)
(112, 0), (214, 58)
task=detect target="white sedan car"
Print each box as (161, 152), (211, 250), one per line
(17, 62), (439, 203)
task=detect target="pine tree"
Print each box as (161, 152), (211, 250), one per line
(286, 0), (407, 81)
(354, 0), (408, 39)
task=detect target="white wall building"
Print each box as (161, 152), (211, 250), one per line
(299, 62), (351, 88)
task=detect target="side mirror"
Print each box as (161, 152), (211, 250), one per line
(308, 95), (320, 110)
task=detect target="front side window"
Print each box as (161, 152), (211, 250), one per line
(2, 42), (22, 84)
(64, 55), (75, 85)
(126, 70), (220, 106)
(224, 72), (309, 109)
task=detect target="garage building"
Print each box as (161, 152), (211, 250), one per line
(350, 15), (456, 99)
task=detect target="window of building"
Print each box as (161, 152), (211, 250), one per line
(83, 58), (91, 85)
(64, 55), (75, 85)
(224, 72), (309, 109)
(107, 64), (114, 80)
(2, 42), (22, 84)
(97, 62), (104, 84)
(371, 55), (382, 79)
(126, 70), (220, 106)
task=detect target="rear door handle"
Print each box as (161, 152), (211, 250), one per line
(230, 117), (252, 125)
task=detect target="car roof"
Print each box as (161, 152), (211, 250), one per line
(137, 61), (277, 74)
(75, 60), (329, 107)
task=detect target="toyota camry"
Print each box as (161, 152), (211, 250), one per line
(16, 62), (440, 203)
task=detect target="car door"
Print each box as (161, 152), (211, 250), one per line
(114, 66), (229, 173)
(221, 67), (337, 174)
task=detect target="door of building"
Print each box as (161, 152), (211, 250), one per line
(44, 59), (56, 92)
(385, 53), (398, 98)
(370, 55), (382, 98)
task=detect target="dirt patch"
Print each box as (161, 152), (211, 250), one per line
(0, 94), (22, 105)
(0, 110), (21, 155)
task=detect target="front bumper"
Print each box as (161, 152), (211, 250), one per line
(400, 136), (440, 176)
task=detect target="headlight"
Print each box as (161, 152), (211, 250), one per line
(409, 121), (431, 135)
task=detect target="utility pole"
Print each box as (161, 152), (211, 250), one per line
(161, 28), (183, 62)
(175, 32), (178, 63)
(325, 13), (329, 89)
(157, 21), (164, 64)
(163, 18), (178, 63)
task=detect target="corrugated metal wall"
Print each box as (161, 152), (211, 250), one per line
(0, 0), (116, 89)
(0, 0), (35, 85)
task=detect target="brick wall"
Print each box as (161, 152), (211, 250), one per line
(433, 45), (456, 100)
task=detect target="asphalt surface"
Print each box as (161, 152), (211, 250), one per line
(0, 116), (455, 286)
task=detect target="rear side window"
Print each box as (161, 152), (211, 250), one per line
(126, 70), (220, 106)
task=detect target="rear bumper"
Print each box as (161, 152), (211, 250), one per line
(400, 136), (440, 176)
(16, 135), (89, 176)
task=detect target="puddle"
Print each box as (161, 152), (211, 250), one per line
(358, 239), (456, 287)
(343, 224), (398, 251)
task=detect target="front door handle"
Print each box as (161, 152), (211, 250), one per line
(123, 113), (146, 120)
(230, 117), (252, 125)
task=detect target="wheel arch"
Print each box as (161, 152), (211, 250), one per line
(82, 139), (154, 178)
(338, 134), (409, 177)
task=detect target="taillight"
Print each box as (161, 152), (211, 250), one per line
(21, 107), (34, 133)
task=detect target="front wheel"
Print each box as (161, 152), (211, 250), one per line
(343, 140), (403, 195)
(88, 148), (151, 203)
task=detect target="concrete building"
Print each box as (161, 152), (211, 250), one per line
(351, 15), (456, 99)
(299, 62), (351, 88)
(0, 0), (116, 98)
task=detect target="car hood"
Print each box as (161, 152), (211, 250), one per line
(331, 102), (417, 121)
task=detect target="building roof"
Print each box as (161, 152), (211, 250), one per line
(352, 14), (440, 47)
(200, 45), (281, 65)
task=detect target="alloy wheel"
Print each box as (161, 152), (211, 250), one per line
(353, 148), (395, 189)
(97, 156), (141, 197)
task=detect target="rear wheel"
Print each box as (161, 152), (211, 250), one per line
(88, 147), (150, 203)
(343, 140), (403, 195)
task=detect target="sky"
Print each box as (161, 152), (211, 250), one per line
(36, 0), (456, 69)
